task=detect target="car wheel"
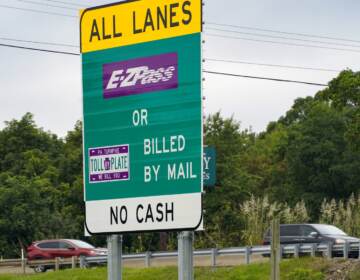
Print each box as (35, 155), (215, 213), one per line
(33, 257), (48, 273)
(79, 254), (90, 268)
(33, 264), (47, 273)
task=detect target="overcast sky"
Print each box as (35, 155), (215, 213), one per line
(1, 0), (359, 137)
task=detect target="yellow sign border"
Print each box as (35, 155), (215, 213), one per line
(80, 0), (202, 53)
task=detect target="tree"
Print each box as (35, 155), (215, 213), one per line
(197, 113), (259, 247)
(0, 113), (63, 179)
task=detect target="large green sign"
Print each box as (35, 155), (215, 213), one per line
(81, 1), (202, 234)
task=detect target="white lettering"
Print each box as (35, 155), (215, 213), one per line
(144, 166), (151, 182)
(121, 66), (148, 87)
(167, 162), (197, 180)
(140, 109), (148, 126)
(178, 135), (185, 152)
(106, 70), (123, 89)
(144, 165), (160, 182)
(144, 139), (151, 155)
(168, 164), (176, 180)
(144, 135), (186, 155)
(133, 109), (148, 127)
(152, 165), (160, 182)
(203, 156), (211, 170)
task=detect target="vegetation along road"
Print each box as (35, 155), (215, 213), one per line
(1, 258), (360, 280)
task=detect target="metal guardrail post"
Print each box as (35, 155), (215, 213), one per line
(21, 258), (26, 274)
(21, 249), (26, 274)
(311, 244), (316, 257)
(294, 244), (299, 258)
(55, 257), (60, 271)
(71, 256), (76, 269)
(80, 255), (86, 268)
(327, 243), (332, 259)
(343, 242), (349, 260)
(211, 248), (217, 267)
(145, 252), (151, 268)
(245, 247), (251, 265)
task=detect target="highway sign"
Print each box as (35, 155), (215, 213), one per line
(80, 0), (203, 234)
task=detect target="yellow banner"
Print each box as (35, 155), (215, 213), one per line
(80, 0), (202, 53)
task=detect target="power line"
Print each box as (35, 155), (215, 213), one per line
(0, 43), (79, 56)
(40, 0), (86, 8)
(205, 58), (341, 73)
(0, 37), (340, 72)
(0, 4), (77, 18)
(0, 43), (329, 87)
(205, 33), (360, 54)
(16, 0), (78, 11)
(0, 36), (341, 72)
(0, 36), (78, 48)
(204, 70), (327, 87)
(206, 27), (360, 50)
(207, 22), (360, 44)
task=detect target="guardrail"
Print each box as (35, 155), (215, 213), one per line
(0, 256), (79, 273)
(84, 241), (360, 268)
(1, 242), (359, 273)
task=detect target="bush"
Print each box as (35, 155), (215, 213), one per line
(320, 194), (360, 237)
(240, 196), (309, 245)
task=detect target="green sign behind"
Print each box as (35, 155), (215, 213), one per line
(203, 147), (216, 187)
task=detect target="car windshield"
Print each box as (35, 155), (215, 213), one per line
(68, 240), (95, 249)
(312, 225), (347, 236)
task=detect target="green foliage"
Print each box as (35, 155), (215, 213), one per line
(0, 258), (330, 280)
(197, 113), (258, 248)
(0, 115), (84, 257)
(0, 70), (359, 255)
(240, 196), (309, 245)
(320, 194), (360, 237)
(285, 269), (324, 280)
(243, 70), (360, 218)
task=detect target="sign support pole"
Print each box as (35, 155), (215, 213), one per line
(108, 235), (122, 280)
(270, 219), (280, 280)
(178, 231), (194, 280)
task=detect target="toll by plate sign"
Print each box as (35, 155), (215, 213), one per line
(89, 145), (130, 183)
(80, 0), (202, 234)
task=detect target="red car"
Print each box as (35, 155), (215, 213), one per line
(27, 239), (106, 272)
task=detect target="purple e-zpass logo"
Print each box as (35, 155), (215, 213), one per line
(103, 52), (178, 99)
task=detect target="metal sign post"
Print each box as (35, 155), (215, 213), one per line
(178, 231), (194, 280)
(107, 235), (122, 280)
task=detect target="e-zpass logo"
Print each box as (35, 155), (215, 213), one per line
(103, 53), (178, 99)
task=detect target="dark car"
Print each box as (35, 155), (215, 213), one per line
(263, 224), (360, 257)
(27, 239), (107, 272)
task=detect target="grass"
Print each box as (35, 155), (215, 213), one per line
(0, 258), (330, 280)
